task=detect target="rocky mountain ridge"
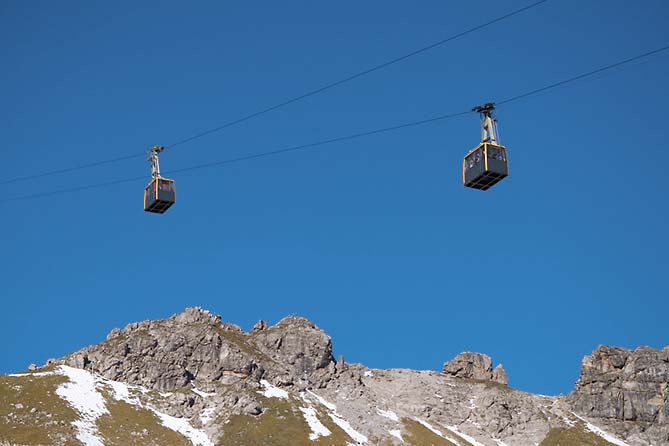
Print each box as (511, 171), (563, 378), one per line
(1, 307), (667, 446)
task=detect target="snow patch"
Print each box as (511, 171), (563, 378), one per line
(377, 408), (399, 421)
(151, 407), (214, 446)
(258, 379), (289, 399)
(299, 406), (331, 440)
(414, 418), (463, 445)
(364, 370), (374, 377)
(52, 366), (213, 446)
(561, 415), (576, 427)
(573, 414), (630, 446)
(106, 379), (140, 405)
(56, 366), (109, 446)
(192, 387), (215, 398)
(389, 429), (404, 442)
(306, 391), (368, 444)
(200, 407), (216, 425)
(306, 390), (337, 411)
(107, 380), (213, 446)
(330, 412), (369, 443)
(7, 371), (56, 377)
(447, 425), (486, 446)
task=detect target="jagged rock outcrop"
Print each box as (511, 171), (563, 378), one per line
(252, 319), (268, 332)
(60, 307), (334, 393)
(5, 308), (668, 446)
(443, 351), (508, 385)
(568, 345), (669, 445)
(250, 316), (335, 379)
(492, 363), (508, 385)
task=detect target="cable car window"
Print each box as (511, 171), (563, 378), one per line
(487, 146), (506, 162)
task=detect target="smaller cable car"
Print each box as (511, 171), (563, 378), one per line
(463, 103), (508, 191)
(144, 146), (176, 214)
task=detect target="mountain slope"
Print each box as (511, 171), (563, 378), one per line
(1, 307), (667, 446)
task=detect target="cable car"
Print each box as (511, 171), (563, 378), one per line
(463, 103), (508, 191)
(144, 146), (176, 214)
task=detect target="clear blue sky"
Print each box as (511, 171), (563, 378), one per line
(1, 0), (668, 396)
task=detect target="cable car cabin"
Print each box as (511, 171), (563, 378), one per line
(462, 143), (508, 191)
(144, 177), (176, 213)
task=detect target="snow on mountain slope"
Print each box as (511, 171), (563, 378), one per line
(0, 361), (648, 446)
(1, 307), (666, 446)
(56, 366), (109, 446)
(574, 413), (631, 446)
(303, 390), (369, 444)
(4, 366), (212, 446)
(299, 406), (332, 440)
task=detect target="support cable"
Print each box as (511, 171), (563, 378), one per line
(0, 1), (549, 186)
(1, 44), (667, 204)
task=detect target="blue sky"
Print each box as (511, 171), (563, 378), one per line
(1, 0), (667, 396)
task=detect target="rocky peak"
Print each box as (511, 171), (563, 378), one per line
(274, 315), (320, 329)
(492, 363), (508, 385)
(105, 307), (222, 342)
(249, 315), (335, 379)
(443, 352), (508, 385)
(60, 308), (334, 393)
(568, 345), (669, 444)
(8, 311), (669, 446)
(569, 345), (669, 420)
(171, 306), (221, 326)
(252, 320), (268, 332)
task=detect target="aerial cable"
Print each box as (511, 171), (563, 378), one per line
(1, 44), (667, 204)
(170, 110), (472, 174)
(163, 0), (550, 150)
(0, 0), (549, 186)
(497, 45), (669, 106)
(0, 111), (471, 204)
(0, 153), (145, 186)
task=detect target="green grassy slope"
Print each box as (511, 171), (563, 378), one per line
(0, 372), (79, 446)
(0, 369), (630, 446)
(539, 422), (620, 446)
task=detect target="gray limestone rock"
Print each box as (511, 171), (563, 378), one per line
(252, 320), (268, 332)
(492, 364), (508, 385)
(57, 307), (333, 394)
(443, 352), (508, 385)
(31, 308), (667, 446)
(249, 315), (335, 378)
(567, 345), (669, 444)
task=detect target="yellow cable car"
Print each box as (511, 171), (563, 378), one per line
(144, 146), (176, 214)
(463, 103), (508, 191)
